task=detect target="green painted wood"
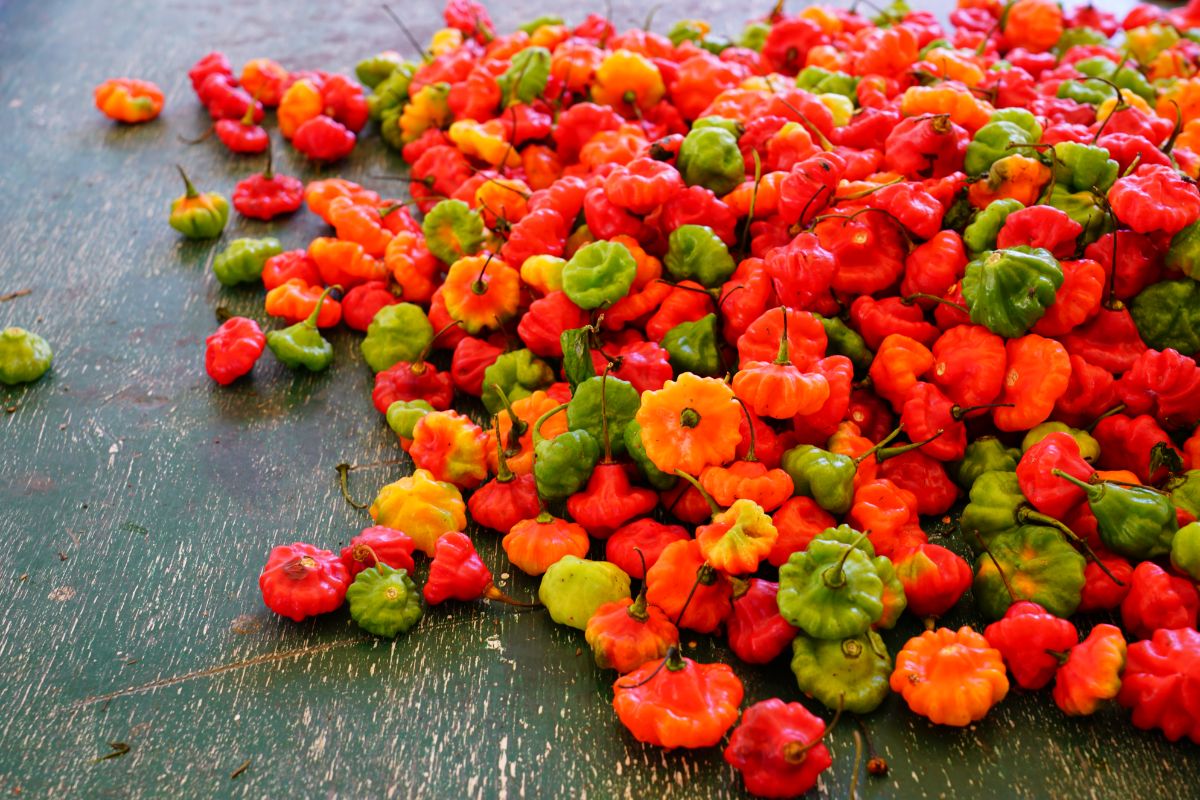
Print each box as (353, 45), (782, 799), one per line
(1, 0), (1196, 797)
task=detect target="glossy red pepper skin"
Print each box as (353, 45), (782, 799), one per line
(892, 543), (972, 618)
(518, 291), (589, 358)
(293, 116), (356, 161)
(884, 114), (968, 179)
(644, 281), (714, 342)
(984, 601), (1079, 690)
(1083, 231), (1162, 300)
(189, 51), (233, 93)
(1093, 414), (1182, 484)
(1061, 304), (1148, 374)
(262, 250), (321, 290)
(340, 526), (416, 578)
(341, 281), (400, 332)
(768, 497), (837, 567)
(373, 361), (454, 414)
(900, 382), (969, 462)
(604, 519), (689, 580)
(468, 472), (541, 534)
(1118, 627), (1200, 744)
(451, 335), (504, 397)
(1053, 355), (1117, 429)
(765, 232), (839, 316)
(1121, 562), (1200, 640)
(727, 579), (798, 665)
(1077, 550), (1134, 612)
(1016, 432), (1095, 520)
(930, 324), (1006, 409)
(204, 317), (265, 386)
(851, 296), (939, 351)
(879, 450), (958, 516)
(816, 210), (908, 297)
(259, 542), (351, 622)
(996, 206), (1082, 260)
(900, 231), (967, 308)
(567, 464), (659, 539)
(724, 698), (832, 799)
(199, 72), (263, 121)
(215, 118), (269, 153)
(1116, 349), (1200, 430)
(233, 172), (305, 221)
(422, 532), (489, 605)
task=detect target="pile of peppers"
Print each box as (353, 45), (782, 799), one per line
(171, 0), (1200, 795)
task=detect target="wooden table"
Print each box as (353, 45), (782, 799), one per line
(1, 0), (1195, 796)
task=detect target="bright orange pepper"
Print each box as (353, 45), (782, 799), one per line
(900, 84), (994, 133)
(994, 334), (1071, 432)
(475, 177), (531, 229)
(891, 626), (1009, 726)
(308, 237), (388, 287)
(278, 78), (323, 138)
(723, 172), (787, 218)
(1004, 0), (1064, 53)
(551, 39), (603, 95)
(240, 58), (289, 106)
(94, 78), (164, 123)
(326, 196), (393, 257)
(384, 232), (440, 304)
(869, 334), (935, 411)
(264, 278), (343, 328)
(503, 513), (589, 575)
(592, 49), (666, 111)
(304, 179), (381, 223)
(521, 144), (563, 190)
(967, 154), (1053, 208)
(440, 255), (521, 334)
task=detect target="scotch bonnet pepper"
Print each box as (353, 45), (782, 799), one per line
(0, 327), (53, 385)
(213, 237), (283, 287)
(169, 166), (229, 239)
(266, 286), (339, 371)
(962, 246), (1064, 337)
(345, 564), (423, 637)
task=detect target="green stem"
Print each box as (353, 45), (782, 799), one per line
(874, 428), (946, 461)
(492, 416), (514, 483)
(531, 402), (569, 448)
(774, 305), (790, 365)
(822, 532), (870, 589)
(600, 366), (613, 463)
(733, 397), (757, 463)
(176, 165), (199, 198)
(305, 285), (340, 329)
(673, 469), (721, 517)
(852, 426), (903, 465)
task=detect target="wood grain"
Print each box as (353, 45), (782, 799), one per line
(0, 0), (1195, 797)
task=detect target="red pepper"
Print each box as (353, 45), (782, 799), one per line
(792, 355), (854, 443)
(450, 335), (504, 397)
(1017, 432), (1096, 520)
(850, 296), (939, 351)
(815, 209), (908, 297)
(1083, 230), (1163, 301)
(833, 107), (901, 151)
(1032, 258), (1106, 337)
(1060, 303), (1148, 374)
(1118, 627), (1200, 744)
(1093, 414), (1182, 484)
(644, 539), (733, 634)
(1121, 561), (1200, 639)
(724, 698), (832, 799)
(500, 208), (568, 270)
(341, 281), (400, 332)
(737, 307), (826, 370)
(204, 317), (265, 386)
(567, 463), (658, 538)
(554, 103), (624, 163)
(846, 389), (896, 445)
(984, 601), (1079, 690)
(424, 532), (521, 605)
(605, 518), (690, 579)
(1116, 348), (1200, 430)
(892, 542), (972, 618)
(763, 16), (828, 73)
(427, 288), (469, 350)
(995, 206), (1082, 260)
(767, 497), (836, 566)
(1096, 132), (1172, 174)
(293, 115), (356, 162)
(929, 326), (1005, 413)
(262, 250), (321, 291)
(444, 0), (495, 40)
(879, 450), (959, 516)
(764, 232), (838, 316)
(883, 114), (968, 179)
(644, 281), (714, 342)
(778, 152), (844, 226)
(188, 51), (233, 93)
(517, 291), (589, 358)
(199, 72), (262, 121)
(584, 185), (644, 239)
(232, 151), (305, 221)
(727, 579), (798, 665)
(258, 542), (350, 622)
(866, 182), (945, 240)
(339, 526), (416, 578)
(660, 479), (716, 525)
(1078, 549), (1134, 612)
(372, 357), (454, 414)
(1109, 163), (1200, 235)
(603, 341), (674, 394)
(1053, 355), (1117, 429)
(899, 382), (974, 461)
(900, 230), (967, 302)
(933, 281), (972, 329)
(215, 102), (269, 154)
(718, 258), (773, 345)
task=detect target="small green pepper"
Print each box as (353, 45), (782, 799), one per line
(562, 241), (637, 309)
(812, 524), (876, 554)
(782, 446), (860, 515)
(676, 126), (745, 196)
(421, 199), (485, 265)
(664, 225), (736, 287)
(1169, 470), (1200, 519)
(962, 246), (1063, 337)
(386, 399), (434, 440)
(567, 375), (640, 457)
(355, 51), (403, 89)
(958, 470), (1084, 549)
(777, 534), (885, 639)
(963, 199), (1024, 254)
(692, 115), (745, 138)
(988, 108), (1042, 140)
(1131, 280), (1200, 356)
(964, 121), (1038, 176)
(345, 564), (423, 637)
(518, 14), (564, 34)
(1170, 522), (1200, 581)
(369, 62), (416, 120)
(212, 237), (282, 286)
(1166, 220), (1200, 281)
(790, 630), (892, 714)
(169, 166), (229, 239)
(1044, 183), (1111, 244)
(973, 525), (1086, 619)
(796, 66), (858, 100)
(0, 327), (52, 385)
(498, 46), (550, 107)
(266, 286), (337, 371)
(661, 313), (722, 377)
(360, 302), (434, 373)
(668, 18), (708, 46)
(538, 555), (631, 630)
(1074, 57), (1156, 102)
(1054, 27), (1107, 56)
(481, 349), (555, 415)
(534, 428), (600, 499)
(815, 314), (873, 374)
(624, 421), (677, 490)
(1053, 470), (1178, 560)
(1056, 79), (1113, 107)
(739, 20), (770, 51)
(1021, 422), (1101, 463)
(1051, 142), (1119, 194)
(954, 436), (1021, 489)
(1127, 23), (1180, 64)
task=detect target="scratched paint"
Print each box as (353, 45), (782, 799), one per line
(0, 0), (1195, 798)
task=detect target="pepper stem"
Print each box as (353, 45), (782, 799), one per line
(176, 165), (199, 199)
(673, 469), (721, 517)
(774, 305), (791, 366)
(335, 462), (370, 511)
(782, 694), (844, 764)
(733, 397), (758, 462)
(472, 252), (495, 296)
(483, 582), (542, 608)
(852, 426), (903, 465)
(615, 645), (685, 690)
(305, 285), (340, 329)
(491, 382), (527, 454)
(822, 532), (870, 589)
(627, 548), (650, 621)
(874, 428), (946, 462)
(1050, 468), (1101, 497)
(599, 366), (613, 463)
(950, 402), (1013, 420)
(531, 402), (569, 448)
(901, 293), (968, 314)
(492, 416), (514, 482)
(262, 141), (275, 181)
(1020, 506), (1126, 586)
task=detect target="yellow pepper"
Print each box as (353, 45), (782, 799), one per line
(799, 5), (843, 34)
(429, 27), (464, 56)
(277, 78), (322, 139)
(369, 468), (467, 556)
(900, 84), (994, 133)
(592, 49), (665, 111)
(448, 118), (521, 168)
(1097, 91), (1152, 122)
(400, 83), (452, 144)
(817, 93), (854, 127)
(520, 254), (566, 294)
(922, 48), (986, 87)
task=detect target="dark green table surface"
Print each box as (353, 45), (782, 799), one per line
(1, 0), (1196, 797)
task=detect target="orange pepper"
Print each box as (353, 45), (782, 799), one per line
(502, 512), (589, 575)
(384, 232), (440, 304)
(307, 237), (388, 287)
(733, 359), (830, 420)
(852, 25), (919, 77)
(890, 626), (1009, 726)
(1031, 258), (1106, 337)
(699, 461), (793, 512)
(1175, 118), (1200, 154)
(551, 39), (603, 95)
(240, 58), (289, 106)
(304, 178), (381, 223)
(869, 334), (935, 411)
(967, 154), (1052, 208)
(440, 254), (521, 334)
(694, 498), (780, 574)
(805, 45), (850, 71)
(475, 177), (531, 229)
(612, 648), (743, 749)
(609, 235), (662, 291)
(326, 196), (394, 257)
(993, 334), (1071, 432)
(521, 144), (563, 191)
(487, 390), (567, 475)
(699, 88), (767, 124)
(1095, 469), (1140, 484)
(1159, 78), (1200, 124)
(644, 539), (734, 633)
(528, 23), (570, 50)
(579, 124), (649, 169)
(483, 31), (529, 61)
(1004, 0), (1064, 53)
(635, 374), (743, 476)
(93, 78), (164, 123)
(592, 49), (665, 112)
(900, 84), (993, 133)
(723, 172), (787, 218)
(278, 78), (323, 138)
(409, 410), (489, 490)
(920, 48), (987, 88)
(264, 278), (343, 328)
(847, 478), (919, 538)
(799, 5), (843, 34)
(449, 118), (520, 168)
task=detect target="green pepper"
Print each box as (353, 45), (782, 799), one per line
(871, 555), (907, 629)
(782, 447), (857, 515)
(567, 375), (640, 457)
(668, 18), (708, 46)
(518, 14), (563, 34)
(1051, 142), (1119, 194)
(954, 436), (1020, 489)
(790, 630), (892, 714)
(345, 564), (423, 637)
(369, 62), (416, 121)
(168, 166), (229, 239)
(661, 314), (722, 377)
(663, 224), (736, 287)
(963, 198), (1024, 254)
(1053, 470), (1178, 560)
(777, 534), (885, 639)
(698, 35), (732, 55)
(1075, 57), (1156, 103)
(212, 237), (282, 287)
(1170, 522), (1200, 581)
(958, 470), (1087, 550)
(0, 327), (52, 385)
(481, 349), (555, 415)
(1021, 422), (1101, 462)
(355, 51), (403, 89)
(538, 555), (631, 630)
(1127, 23), (1180, 64)
(560, 326), (595, 391)
(973, 525), (1085, 619)
(421, 199), (485, 265)
(692, 115), (745, 138)
(796, 66), (858, 100)
(812, 524), (876, 554)
(964, 121), (1038, 176)
(1056, 79), (1113, 107)
(624, 421), (677, 490)
(266, 287), (337, 372)
(1169, 470), (1200, 519)
(385, 399), (434, 440)
(534, 429), (600, 499)
(739, 20), (770, 51)
(498, 46), (550, 107)
(1131, 280), (1200, 356)
(360, 302), (434, 373)
(676, 126), (745, 196)
(988, 108), (1042, 140)
(815, 314), (873, 374)
(962, 246), (1063, 337)
(1044, 183), (1111, 244)
(561, 241), (638, 309)
(1166, 219), (1200, 280)
(1054, 27), (1108, 56)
